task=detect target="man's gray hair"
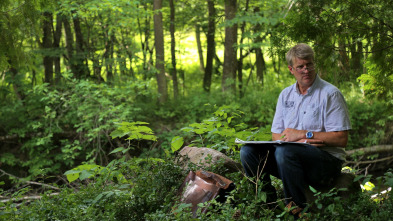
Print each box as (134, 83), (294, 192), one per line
(286, 43), (315, 66)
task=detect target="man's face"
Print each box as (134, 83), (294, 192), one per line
(288, 57), (316, 91)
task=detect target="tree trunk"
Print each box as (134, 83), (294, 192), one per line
(204, 0), (216, 92)
(351, 38), (363, 80)
(338, 37), (350, 83)
(64, 14), (89, 79)
(255, 48), (265, 84)
(42, 11), (53, 85)
(9, 65), (24, 100)
(63, 16), (76, 75)
(53, 13), (63, 85)
(169, 0), (179, 99)
(253, 7), (266, 85)
(222, 0), (237, 93)
(137, 3), (152, 81)
(195, 24), (205, 73)
(237, 0), (250, 97)
(104, 29), (115, 82)
(119, 29), (135, 78)
(153, 0), (168, 103)
(73, 13), (89, 79)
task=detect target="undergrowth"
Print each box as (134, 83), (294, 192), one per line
(1, 78), (393, 220)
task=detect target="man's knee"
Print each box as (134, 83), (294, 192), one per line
(274, 145), (302, 165)
(240, 145), (254, 163)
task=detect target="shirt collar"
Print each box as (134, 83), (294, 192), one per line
(294, 75), (321, 95)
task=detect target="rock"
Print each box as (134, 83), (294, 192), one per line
(177, 146), (241, 173)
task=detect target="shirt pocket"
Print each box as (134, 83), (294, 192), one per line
(303, 103), (321, 130)
(283, 106), (296, 127)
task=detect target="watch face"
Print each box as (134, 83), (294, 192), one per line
(306, 131), (313, 139)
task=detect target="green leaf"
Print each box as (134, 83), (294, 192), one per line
(64, 170), (80, 183)
(354, 175), (365, 182)
(79, 170), (94, 181)
(110, 147), (127, 154)
(171, 136), (184, 153)
(227, 117), (233, 124)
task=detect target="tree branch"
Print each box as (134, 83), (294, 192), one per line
(0, 169), (60, 191)
(346, 144), (393, 156)
(345, 155), (393, 165)
(0, 192), (60, 204)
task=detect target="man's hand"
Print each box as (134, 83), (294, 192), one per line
(272, 128), (349, 147)
(279, 128), (305, 142)
(297, 138), (325, 147)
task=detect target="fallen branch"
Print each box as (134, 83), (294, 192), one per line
(346, 144), (393, 156)
(0, 131), (77, 142)
(0, 169), (60, 191)
(371, 187), (392, 199)
(0, 192), (60, 203)
(345, 155), (393, 165)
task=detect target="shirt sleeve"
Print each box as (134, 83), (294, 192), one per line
(324, 91), (352, 132)
(271, 92), (285, 134)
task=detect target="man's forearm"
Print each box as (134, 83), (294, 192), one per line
(313, 130), (348, 147)
(273, 129), (349, 147)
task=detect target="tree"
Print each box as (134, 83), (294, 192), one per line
(137, 1), (154, 80)
(236, 0), (250, 97)
(42, 11), (54, 85)
(252, 7), (267, 85)
(281, 0), (393, 98)
(169, 0), (179, 99)
(203, 0), (216, 92)
(221, 0), (237, 92)
(195, 24), (205, 73)
(72, 12), (90, 79)
(222, 0), (238, 93)
(153, 0), (168, 103)
(0, 0), (40, 99)
(53, 13), (63, 84)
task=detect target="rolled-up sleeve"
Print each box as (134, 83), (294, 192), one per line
(271, 92), (285, 134)
(324, 91), (351, 132)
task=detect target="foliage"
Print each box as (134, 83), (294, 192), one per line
(1, 0), (393, 219)
(110, 121), (157, 142)
(0, 79), (155, 178)
(358, 61), (393, 99)
(0, 158), (185, 221)
(346, 95), (393, 149)
(279, 0), (393, 98)
(180, 104), (272, 154)
(5, 164), (391, 220)
(2, 115), (393, 220)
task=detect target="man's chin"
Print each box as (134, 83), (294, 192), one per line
(302, 76), (315, 84)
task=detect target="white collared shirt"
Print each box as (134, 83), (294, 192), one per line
(271, 75), (351, 160)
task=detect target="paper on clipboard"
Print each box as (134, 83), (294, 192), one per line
(235, 138), (308, 146)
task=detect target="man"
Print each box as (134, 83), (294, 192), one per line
(240, 43), (351, 215)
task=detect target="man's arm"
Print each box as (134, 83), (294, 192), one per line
(272, 129), (348, 147)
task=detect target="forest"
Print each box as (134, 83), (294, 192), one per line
(1, 0), (393, 220)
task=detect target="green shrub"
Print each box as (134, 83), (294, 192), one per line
(1, 158), (185, 221)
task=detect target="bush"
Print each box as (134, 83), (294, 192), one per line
(0, 157), (185, 221)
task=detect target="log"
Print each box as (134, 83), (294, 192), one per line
(346, 144), (393, 156)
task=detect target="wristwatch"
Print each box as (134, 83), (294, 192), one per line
(306, 131), (314, 139)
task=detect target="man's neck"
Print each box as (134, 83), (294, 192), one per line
(297, 76), (318, 95)
(297, 84), (309, 95)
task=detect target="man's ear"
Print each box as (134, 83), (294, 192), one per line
(288, 65), (294, 75)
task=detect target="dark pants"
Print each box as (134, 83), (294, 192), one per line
(240, 144), (343, 208)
